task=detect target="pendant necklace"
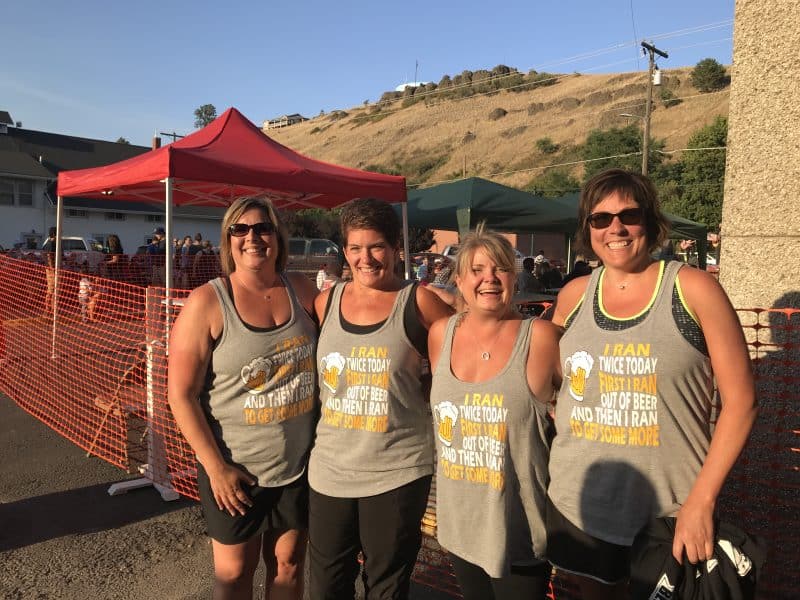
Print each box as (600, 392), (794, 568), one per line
(235, 273), (276, 301)
(465, 315), (507, 361)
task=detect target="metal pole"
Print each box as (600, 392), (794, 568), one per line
(401, 202), (411, 280)
(164, 178), (173, 354)
(50, 196), (64, 359)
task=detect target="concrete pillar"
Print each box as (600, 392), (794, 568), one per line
(720, 0), (800, 309)
(717, 5), (799, 596)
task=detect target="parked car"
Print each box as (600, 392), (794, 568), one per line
(286, 237), (342, 279)
(40, 237), (107, 270)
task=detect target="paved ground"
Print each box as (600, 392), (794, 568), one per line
(0, 395), (453, 600)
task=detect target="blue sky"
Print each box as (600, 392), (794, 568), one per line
(2, 0), (734, 145)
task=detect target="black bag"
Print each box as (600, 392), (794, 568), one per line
(629, 517), (766, 600)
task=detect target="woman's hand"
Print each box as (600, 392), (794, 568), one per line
(672, 494), (715, 564)
(208, 463), (257, 516)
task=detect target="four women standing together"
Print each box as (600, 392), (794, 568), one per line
(169, 169), (755, 600)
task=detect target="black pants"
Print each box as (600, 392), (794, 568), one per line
(308, 475), (432, 600)
(449, 553), (551, 600)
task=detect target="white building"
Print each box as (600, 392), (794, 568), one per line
(0, 113), (224, 252)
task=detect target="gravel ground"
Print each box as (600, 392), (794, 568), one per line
(0, 395), (453, 600)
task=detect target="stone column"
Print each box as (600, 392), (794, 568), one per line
(717, 4), (799, 597)
(720, 0), (800, 308)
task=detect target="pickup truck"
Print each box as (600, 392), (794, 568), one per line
(286, 237), (342, 279)
(41, 237), (107, 271)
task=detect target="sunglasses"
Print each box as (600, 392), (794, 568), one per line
(228, 221), (276, 237)
(587, 208), (644, 229)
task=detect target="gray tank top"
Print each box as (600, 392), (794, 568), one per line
(549, 260), (714, 545)
(309, 282), (434, 497)
(200, 275), (317, 486)
(430, 315), (551, 577)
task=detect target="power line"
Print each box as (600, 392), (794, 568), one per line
(409, 146), (727, 188)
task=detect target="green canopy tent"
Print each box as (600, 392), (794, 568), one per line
(400, 177), (708, 268)
(402, 177), (577, 235)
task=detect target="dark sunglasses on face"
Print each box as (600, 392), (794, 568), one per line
(587, 207), (645, 229)
(228, 221), (276, 237)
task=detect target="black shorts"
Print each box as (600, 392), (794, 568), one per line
(545, 500), (630, 584)
(197, 463), (309, 545)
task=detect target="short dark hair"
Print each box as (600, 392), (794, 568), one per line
(522, 257), (535, 271)
(576, 168), (669, 255)
(339, 198), (400, 248)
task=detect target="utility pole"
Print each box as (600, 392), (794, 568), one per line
(159, 131), (185, 143)
(641, 41), (668, 176)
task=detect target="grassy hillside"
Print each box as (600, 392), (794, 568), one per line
(267, 67), (728, 191)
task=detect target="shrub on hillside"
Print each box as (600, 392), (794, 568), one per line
(536, 137), (559, 154)
(691, 58), (728, 92)
(488, 108), (507, 121)
(526, 168), (580, 198)
(328, 110), (348, 121)
(660, 88), (682, 108)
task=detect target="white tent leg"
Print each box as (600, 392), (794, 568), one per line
(50, 197), (64, 359)
(402, 202), (411, 280)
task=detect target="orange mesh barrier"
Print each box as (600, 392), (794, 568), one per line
(0, 254), (795, 600)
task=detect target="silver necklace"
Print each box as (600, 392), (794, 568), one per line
(235, 273), (277, 301)
(464, 315), (507, 361)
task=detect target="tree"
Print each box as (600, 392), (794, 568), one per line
(666, 116), (727, 230)
(193, 104), (217, 129)
(404, 227), (435, 253)
(690, 59), (727, 93)
(581, 124), (664, 181)
(526, 168), (580, 198)
(116, 137), (130, 145)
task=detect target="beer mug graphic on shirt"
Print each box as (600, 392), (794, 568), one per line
(240, 356), (274, 394)
(433, 401), (459, 447)
(320, 352), (346, 393)
(564, 351), (594, 401)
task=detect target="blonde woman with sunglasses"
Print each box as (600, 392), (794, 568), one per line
(545, 169), (756, 599)
(169, 197), (318, 600)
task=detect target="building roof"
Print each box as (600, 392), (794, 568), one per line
(0, 125), (157, 210)
(0, 150), (55, 179)
(0, 111), (13, 126)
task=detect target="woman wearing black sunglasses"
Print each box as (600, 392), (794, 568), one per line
(545, 169), (756, 599)
(169, 196), (318, 599)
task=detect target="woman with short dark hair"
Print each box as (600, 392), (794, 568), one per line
(546, 169), (756, 599)
(308, 198), (453, 599)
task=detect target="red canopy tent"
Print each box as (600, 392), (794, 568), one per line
(56, 107), (409, 286)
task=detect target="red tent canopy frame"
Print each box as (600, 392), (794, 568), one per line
(52, 108), (409, 501)
(56, 107), (409, 287)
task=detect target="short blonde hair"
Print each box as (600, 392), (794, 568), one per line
(454, 223), (518, 283)
(219, 197), (289, 275)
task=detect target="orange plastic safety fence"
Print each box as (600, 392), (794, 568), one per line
(0, 256), (796, 600)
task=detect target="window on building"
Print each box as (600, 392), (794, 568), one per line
(145, 214), (164, 223)
(67, 209), (89, 218)
(0, 179), (14, 205)
(105, 212), (126, 221)
(17, 180), (33, 206)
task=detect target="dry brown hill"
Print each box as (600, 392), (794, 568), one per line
(267, 67), (728, 190)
